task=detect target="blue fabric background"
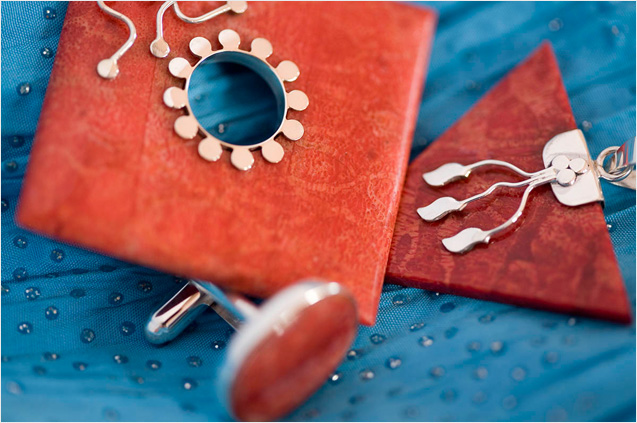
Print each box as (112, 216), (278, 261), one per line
(1, 2), (635, 421)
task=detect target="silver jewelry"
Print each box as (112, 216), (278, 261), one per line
(145, 279), (357, 421)
(418, 129), (636, 253)
(97, 1), (307, 170)
(97, 1), (247, 78)
(151, 1), (248, 59)
(164, 30), (308, 170)
(96, 0), (137, 80)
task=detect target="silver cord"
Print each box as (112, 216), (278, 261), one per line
(419, 145), (599, 253)
(441, 176), (551, 254)
(422, 159), (537, 187)
(96, 1), (137, 80)
(173, 1), (244, 24)
(150, 1), (176, 58)
(97, 1), (248, 77)
(151, 1), (248, 59)
(420, 160), (561, 252)
(418, 177), (541, 222)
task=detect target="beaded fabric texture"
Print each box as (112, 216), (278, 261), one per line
(1, 2), (635, 421)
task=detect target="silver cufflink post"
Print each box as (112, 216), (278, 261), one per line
(418, 129), (636, 253)
(145, 279), (358, 421)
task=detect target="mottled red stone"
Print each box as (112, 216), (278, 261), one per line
(230, 293), (358, 421)
(386, 44), (631, 323)
(17, 2), (436, 325)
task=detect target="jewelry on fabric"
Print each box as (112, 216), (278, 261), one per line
(145, 279), (357, 421)
(418, 129), (636, 253)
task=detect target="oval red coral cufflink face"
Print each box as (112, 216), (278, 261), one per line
(145, 280), (357, 422)
(222, 282), (358, 422)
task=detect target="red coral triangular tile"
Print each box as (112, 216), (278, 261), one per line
(387, 43), (631, 323)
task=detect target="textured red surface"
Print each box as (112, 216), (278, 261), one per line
(386, 44), (630, 323)
(231, 293), (358, 421)
(17, 2), (436, 325)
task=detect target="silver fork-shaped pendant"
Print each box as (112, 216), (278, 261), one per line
(420, 161), (574, 253)
(417, 129), (633, 253)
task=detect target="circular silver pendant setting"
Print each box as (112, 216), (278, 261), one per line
(164, 29), (309, 171)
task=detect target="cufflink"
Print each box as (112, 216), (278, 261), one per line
(145, 279), (358, 421)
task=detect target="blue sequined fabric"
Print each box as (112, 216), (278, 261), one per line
(2, 2), (635, 421)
